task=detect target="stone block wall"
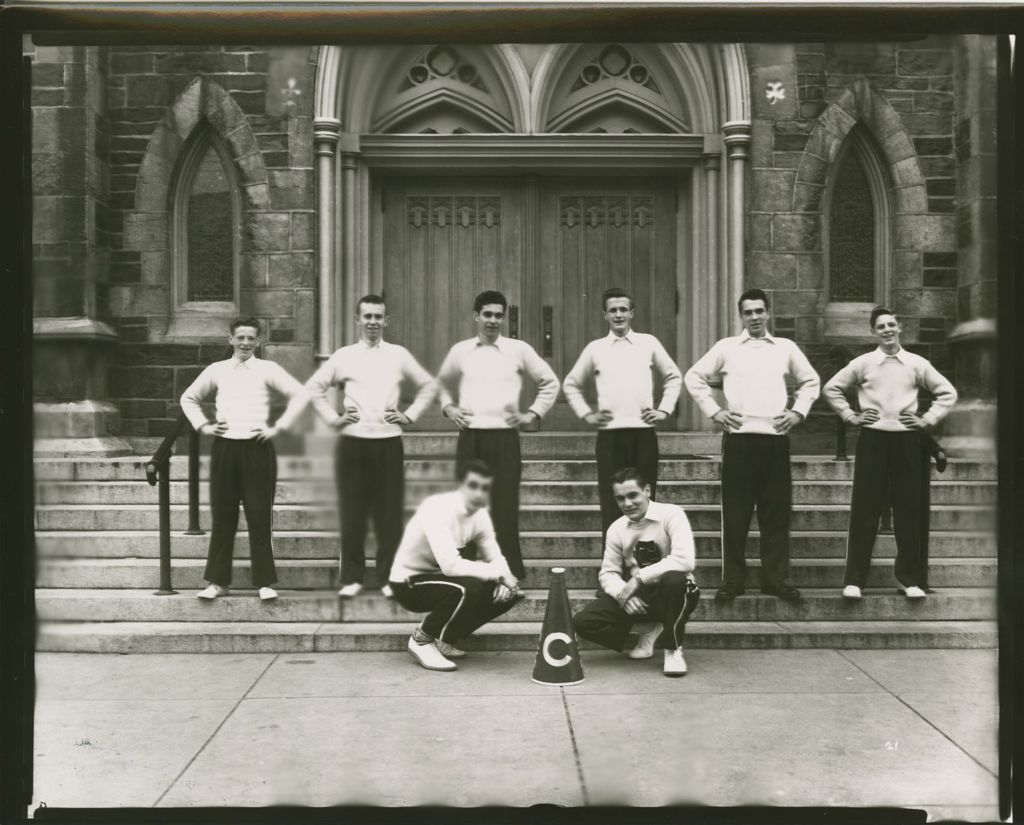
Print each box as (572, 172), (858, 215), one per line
(745, 38), (968, 416)
(99, 45), (317, 437)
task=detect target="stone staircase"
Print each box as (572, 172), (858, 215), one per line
(34, 433), (998, 653)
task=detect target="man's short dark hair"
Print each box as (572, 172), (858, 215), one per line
(230, 317), (261, 334)
(473, 290), (507, 313)
(602, 287), (634, 310)
(356, 293), (386, 314)
(609, 466), (648, 491)
(737, 288), (769, 314)
(457, 458), (495, 482)
(870, 306), (897, 329)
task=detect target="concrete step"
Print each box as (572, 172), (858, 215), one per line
(33, 529), (996, 560)
(34, 478), (998, 507)
(34, 503), (998, 533)
(35, 587), (997, 624)
(36, 557), (997, 590)
(37, 619), (998, 653)
(33, 455), (997, 482)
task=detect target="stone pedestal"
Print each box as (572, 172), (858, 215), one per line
(33, 318), (133, 457)
(941, 318), (996, 458)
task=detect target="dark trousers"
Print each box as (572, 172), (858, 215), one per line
(456, 429), (524, 578)
(336, 435), (405, 586)
(720, 433), (792, 590)
(572, 571), (701, 652)
(596, 428), (659, 535)
(390, 574), (519, 644)
(205, 437), (278, 588)
(845, 428), (927, 588)
(918, 432), (933, 590)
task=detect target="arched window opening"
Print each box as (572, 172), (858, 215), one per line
(825, 126), (892, 305)
(171, 124), (240, 310)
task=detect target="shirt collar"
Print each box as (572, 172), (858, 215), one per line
(627, 501), (663, 525)
(606, 329), (635, 344)
(359, 337), (384, 350)
(474, 334), (510, 353)
(739, 329), (775, 344)
(873, 346), (906, 364)
(231, 355), (257, 369)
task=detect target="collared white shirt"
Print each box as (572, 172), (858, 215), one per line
(388, 491), (514, 583)
(563, 329), (683, 429)
(684, 330), (821, 435)
(823, 346), (957, 431)
(305, 339), (437, 439)
(438, 335), (559, 429)
(180, 356), (309, 440)
(600, 500), (696, 599)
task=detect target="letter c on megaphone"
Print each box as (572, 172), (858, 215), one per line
(542, 632), (574, 667)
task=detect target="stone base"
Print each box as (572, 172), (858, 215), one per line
(34, 401), (133, 457)
(937, 399), (996, 459)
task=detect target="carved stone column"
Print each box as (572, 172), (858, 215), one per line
(339, 134), (361, 347)
(313, 117), (340, 361)
(702, 150), (722, 356)
(722, 121), (751, 336)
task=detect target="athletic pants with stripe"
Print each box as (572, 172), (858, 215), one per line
(720, 433), (792, 590)
(572, 572), (701, 652)
(456, 428), (525, 579)
(844, 428), (927, 588)
(336, 435), (404, 586)
(390, 575), (519, 644)
(205, 437), (278, 588)
(596, 428), (659, 536)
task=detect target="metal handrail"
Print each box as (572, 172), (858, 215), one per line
(144, 411), (204, 595)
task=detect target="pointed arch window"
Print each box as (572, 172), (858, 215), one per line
(171, 124), (240, 309)
(824, 126), (892, 304)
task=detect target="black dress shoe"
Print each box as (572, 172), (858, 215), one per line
(715, 585), (745, 601)
(761, 584), (803, 602)
(935, 450), (947, 473)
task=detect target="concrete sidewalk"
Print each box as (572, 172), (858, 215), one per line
(31, 649), (999, 818)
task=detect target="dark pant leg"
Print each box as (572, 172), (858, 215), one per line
(596, 429), (662, 537)
(890, 432), (926, 588)
(720, 434), (759, 588)
(457, 430), (524, 578)
(239, 439), (278, 588)
(337, 436), (371, 585)
(918, 432), (933, 590)
(572, 591), (636, 652)
(205, 438), (242, 587)
(650, 572), (702, 650)
(395, 575), (515, 644)
(756, 436), (793, 590)
(369, 437), (405, 584)
(844, 429), (890, 587)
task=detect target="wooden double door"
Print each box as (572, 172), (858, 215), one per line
(379, 175), (680, 429)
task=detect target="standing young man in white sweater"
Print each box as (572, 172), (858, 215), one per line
(684, 288), (820, 603)
(180, 318), (311, 602)
(389, 459), (523, 671)
(305, 294), (437, 600)
(823, 307), (957, 600)
(562, 287), (683, 537)
(438, 290), (559, 581)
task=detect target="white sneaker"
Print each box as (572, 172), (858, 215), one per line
(842, 585), (862, 599)
(628, 622), (663, 659)
(381, 584), (394, 599)
(663, 647), (688, 677)
(196, 584), (229, 600)
(435, 640), (467, 659)
(407, 636), (457, 671)
(338, 582), (363, 598)
(900, 585), (927, 599)
(258, 586), (278, 601)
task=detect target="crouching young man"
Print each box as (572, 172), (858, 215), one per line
(388, 459), (523, 671)
(572, 467), (701, 677)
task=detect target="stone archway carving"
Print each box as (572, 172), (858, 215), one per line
(123, 77), (269, 341)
